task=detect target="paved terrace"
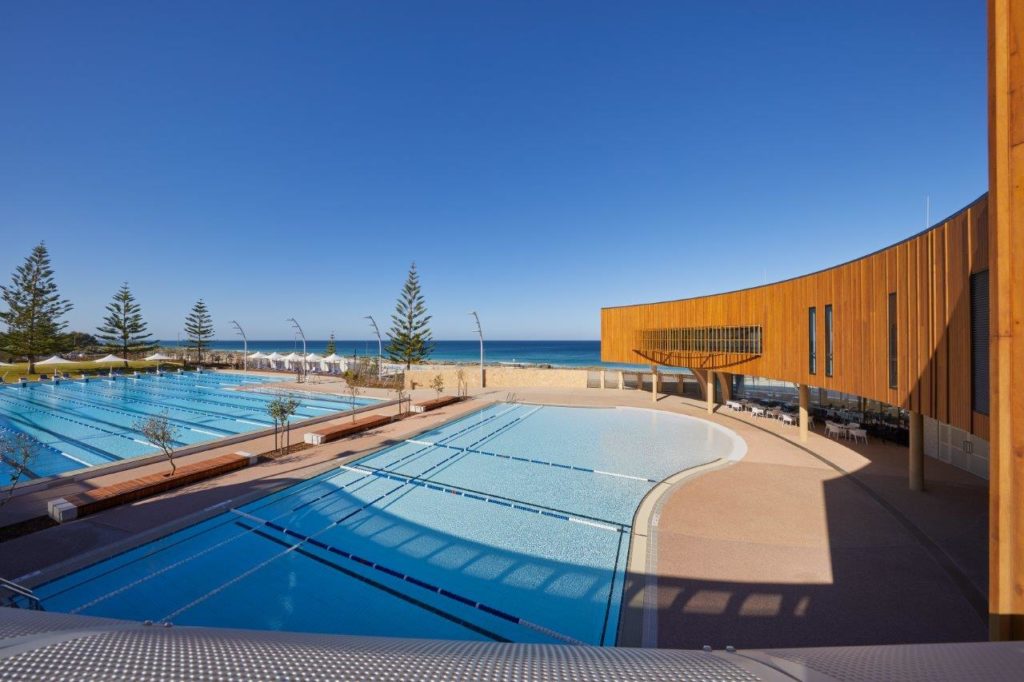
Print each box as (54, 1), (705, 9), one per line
(0, 381), (987, 650)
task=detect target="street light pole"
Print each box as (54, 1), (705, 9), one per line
(365, 315), (383, 379)
(230, 320), (247, 374)
(470, 311), (484, 389)
(287, 318), (307, 382)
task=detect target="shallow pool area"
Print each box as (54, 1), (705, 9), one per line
(0, 371), (380, 480)
(26, 403), (745, 645)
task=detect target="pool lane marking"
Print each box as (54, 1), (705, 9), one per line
(242, 524), (508, 642)
(235, 419), (270, 426)
(154, 476), (416, 623)
(51, 381), (244, 433)
(62, 404), (533, 611)
(188, 427), (224, 438)
(568, 518), (621, 533)
(0, 421), (85, 472)
(357, 403), (527, 477)
(229, 509), (586, 646)
(63, 464), (386, 612)
(403, 439), (657, 484)
(0, 392), (187, 450)
(345, 464), (625, 532)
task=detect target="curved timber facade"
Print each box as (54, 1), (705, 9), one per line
(601, 194), (991, 439)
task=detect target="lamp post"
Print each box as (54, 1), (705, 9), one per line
(287, 317), (307, 382)
(365, 315), (383, 379)
(230, 320), (247, 373)
(470, 311), (484, 389)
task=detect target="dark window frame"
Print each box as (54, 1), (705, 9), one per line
(888, 292), (898, 389)
(971, 271), (990, 415)
(824, 304), (834, 377)
(808, 306), (817, 375)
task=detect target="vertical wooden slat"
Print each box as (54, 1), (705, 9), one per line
(599, 194), (988, 432)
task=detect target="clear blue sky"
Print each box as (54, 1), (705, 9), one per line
(0, 1), (986, 340)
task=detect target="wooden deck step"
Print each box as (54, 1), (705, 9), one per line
(410, 396), (462, 414)
(303, 414), (392, 446)
(48, 452), (257, 523)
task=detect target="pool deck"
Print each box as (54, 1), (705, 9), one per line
(479, 387), (987, 649)
(0, 384), (988, 650)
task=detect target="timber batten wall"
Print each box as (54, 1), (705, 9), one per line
(601, 194), (990, 438)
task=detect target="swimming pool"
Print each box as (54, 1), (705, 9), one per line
(0, 372), (381, 480)
(26, 403), (745, 645)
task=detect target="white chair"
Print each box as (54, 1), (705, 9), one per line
(781, 414), (796, 426)
(849, 428), (868, 444)
(825, 422), (844, 439)
(751, 406), (766, 418)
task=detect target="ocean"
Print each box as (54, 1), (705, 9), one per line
(158, 339), (667, 371)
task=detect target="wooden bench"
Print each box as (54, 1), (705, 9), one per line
(410, 396), (461, 414)
(303, 414), (392, 446)
(48, 452), (257, 523)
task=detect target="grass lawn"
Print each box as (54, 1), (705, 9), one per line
(1, 360), (184, 382)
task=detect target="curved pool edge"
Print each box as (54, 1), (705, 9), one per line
(616, 412), (748, 648)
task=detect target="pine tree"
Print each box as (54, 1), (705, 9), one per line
(0, 242), (73, 373)
(96, 283), (156, 367)
(325, 332), (336, 356)
(386, 263), (434, 369)
(184, 299), (214, 365)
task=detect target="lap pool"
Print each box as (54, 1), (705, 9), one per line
(0, 371), (381, 480)
(23, 403), (745, 645)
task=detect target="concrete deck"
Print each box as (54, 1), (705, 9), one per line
(470, 387), (987, 648)
(0, 383), (988, 650)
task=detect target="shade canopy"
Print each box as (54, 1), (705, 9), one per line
(322, 353), (343, 363)
(266, 352), (283, 360)
(248, 352), (268, 359)
(305, 353), (324, 362)
(282, 352), (303, 361)
(36, 355), (70, 366)
(144, 352), (174, 361)
(95, 354), (127, 364)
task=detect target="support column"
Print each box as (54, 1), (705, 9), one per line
(599, 370), (605, 389)
(799, 384), (809, 443)
(989, 0), (1024, 639)
(908, 411), (924, 492)
(706, 370), (715, 414)
(619, 371), (624, 390)
(651, 365), (658, 402)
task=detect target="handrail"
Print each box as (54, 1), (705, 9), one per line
(0, 577), (44, 610)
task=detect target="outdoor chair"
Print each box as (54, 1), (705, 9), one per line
(825, 422), (844, 439)
(849, 428), (868, 444)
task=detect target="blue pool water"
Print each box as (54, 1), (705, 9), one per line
(0, 372), (380, 480)
(29, 403), (745, 645)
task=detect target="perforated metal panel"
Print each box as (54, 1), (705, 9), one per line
(0, 609), (768, 682)
(763, 641), (1024, 682)
(3, 608), (1024, 681)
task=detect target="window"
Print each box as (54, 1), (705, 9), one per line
(637, 325), (763, 356)
(971, 271), (989, 414)
(824, 304), (834, 377)
(808, 307), (817, 375)
(888, 293), (898, 389)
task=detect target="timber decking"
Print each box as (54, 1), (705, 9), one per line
(410, 396), (462, 414)
(47, 452), (255, 522)
(303, 414), (393, 445)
